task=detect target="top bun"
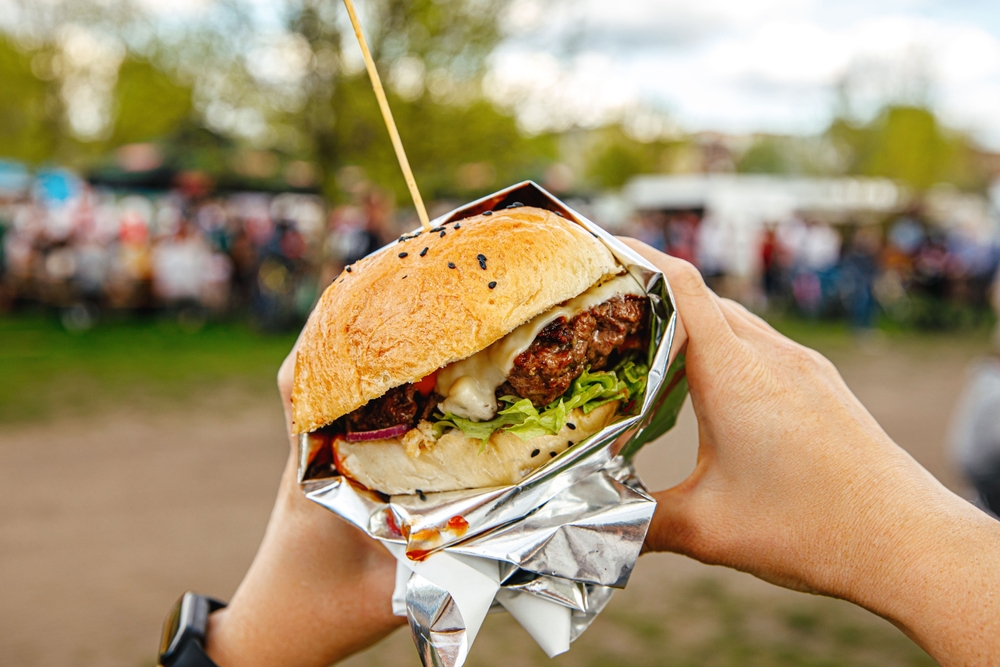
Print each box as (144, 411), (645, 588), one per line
(292, 206), (620, 434)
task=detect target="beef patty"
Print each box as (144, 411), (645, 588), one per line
(503, 294), (646, 406)
(344, 384), (440, 432)
(341, 294), (646, 430)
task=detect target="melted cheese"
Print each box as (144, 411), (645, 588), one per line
(436, 273), (645, 420)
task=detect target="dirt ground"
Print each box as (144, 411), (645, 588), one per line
(0, 336), (986, 667)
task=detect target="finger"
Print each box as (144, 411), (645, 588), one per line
(618, 238), (737, 355)
(278, 334), (305, 438)
(719, 298), (779, 337)
(717, 299), (776, 341)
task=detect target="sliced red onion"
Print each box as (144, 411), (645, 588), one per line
(345, 423), (411, 442)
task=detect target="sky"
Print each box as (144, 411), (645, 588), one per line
(4, 0), (999, 149)
(487, 0), (1000, 148)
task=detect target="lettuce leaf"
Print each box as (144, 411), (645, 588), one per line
(433, 354), (649, 444)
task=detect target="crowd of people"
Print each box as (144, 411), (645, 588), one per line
(632, 208), (1000, 331)
(0, 175), (404, 332)
(2, 173), (999, 334)
(760, 215), (999, 330)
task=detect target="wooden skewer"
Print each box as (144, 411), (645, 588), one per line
(342, 0), (431, 232)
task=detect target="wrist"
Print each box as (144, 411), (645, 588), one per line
(836, 480), (1000, 661)
(202, 608), (231, 666)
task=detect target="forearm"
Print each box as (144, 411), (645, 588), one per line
(850, 485), (1000, 665)
(204, 455), (403, 667)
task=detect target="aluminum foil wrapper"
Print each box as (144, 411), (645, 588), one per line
(298, 181), (688, 666)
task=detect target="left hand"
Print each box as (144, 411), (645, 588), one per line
(203, 343), (405, 667)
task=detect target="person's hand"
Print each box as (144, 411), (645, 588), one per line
(203, 343), (405, 667)
(624, 239), (1000, 664)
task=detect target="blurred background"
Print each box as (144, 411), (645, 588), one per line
(2, 0), (999, 665)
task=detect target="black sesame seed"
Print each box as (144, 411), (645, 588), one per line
(420, 247), (428, 257)
(346, 266), (352, 273)
(448, 262), (456, 269)
(549, 451), (557, 457)
(507, 201), (524, 209)
(567, 423), (576, 430)
(567, 441), (574, 446)
(439, 230), (446, 238)
(477, 253), (487, 270)
(488, 281), (497, 289)
(417, 489), (426, 501)
(430, 226), (444, 233)
(398, 252), (408, 258)
(454, 223), (461, 229)
(402, 275), (407, 280)
(531, 449), (540, 458)
(482, 210), (493, 216)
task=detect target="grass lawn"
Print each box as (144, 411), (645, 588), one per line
(0, 315), (297, 424)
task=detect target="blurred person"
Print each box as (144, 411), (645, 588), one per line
(228, 223), (258, 314)
(2, 201), (37, 302)
(994, 267), (1000, 349)
(105, 204), (154, 310)
(838, 226), (881, 331)
(696, 214), (727, 282)
(664, 211), (699, 265)
(73, 232), (112, 305)
(151, 221), (212, 321)
(791, 221), (840, 317)
(759, 223), (780, 304)
(913, 232), (950, 301)
(252, 219), (310, 332)
(950, 270), (1000, 516)
(631, 212), (667, 252)
(164, 241), (1000, 667)
(328, 204), (384, 267)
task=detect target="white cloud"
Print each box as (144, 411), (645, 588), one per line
(494, 2), (1000, 148)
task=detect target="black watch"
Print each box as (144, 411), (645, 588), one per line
(159, 592), (227, 667)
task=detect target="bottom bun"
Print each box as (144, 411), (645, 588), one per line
(334, 401), (620, 495)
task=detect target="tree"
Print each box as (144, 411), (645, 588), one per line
(0, 36), (65, 164)
(280, 0), (554, 201)
(826, 106), (988, 192)
(107, 56), (194, 147)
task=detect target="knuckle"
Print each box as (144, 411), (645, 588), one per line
(669, 260), (707, 298)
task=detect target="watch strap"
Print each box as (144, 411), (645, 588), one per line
(169, 641), (220, 667)
(160, 593), (227, 667)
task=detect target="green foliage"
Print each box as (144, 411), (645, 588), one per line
(585, 126), (662, 189)
(0, 37), (64, 163)
(827, 105), (988, 191)
(738, 136), (792, 174)
(108, 56), (194, 147)
(284, 0), (554, 201)
(864, 106), (953, 190)
(328, 74), (556, 201)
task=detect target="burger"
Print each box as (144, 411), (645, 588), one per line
(293, 206), (650, 496)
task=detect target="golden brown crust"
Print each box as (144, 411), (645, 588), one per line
(291, 207), (620, 434)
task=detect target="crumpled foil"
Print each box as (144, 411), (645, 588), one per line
(298, 181), (687, 666)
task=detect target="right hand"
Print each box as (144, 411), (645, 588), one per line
(624, 239), (1000, 664)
